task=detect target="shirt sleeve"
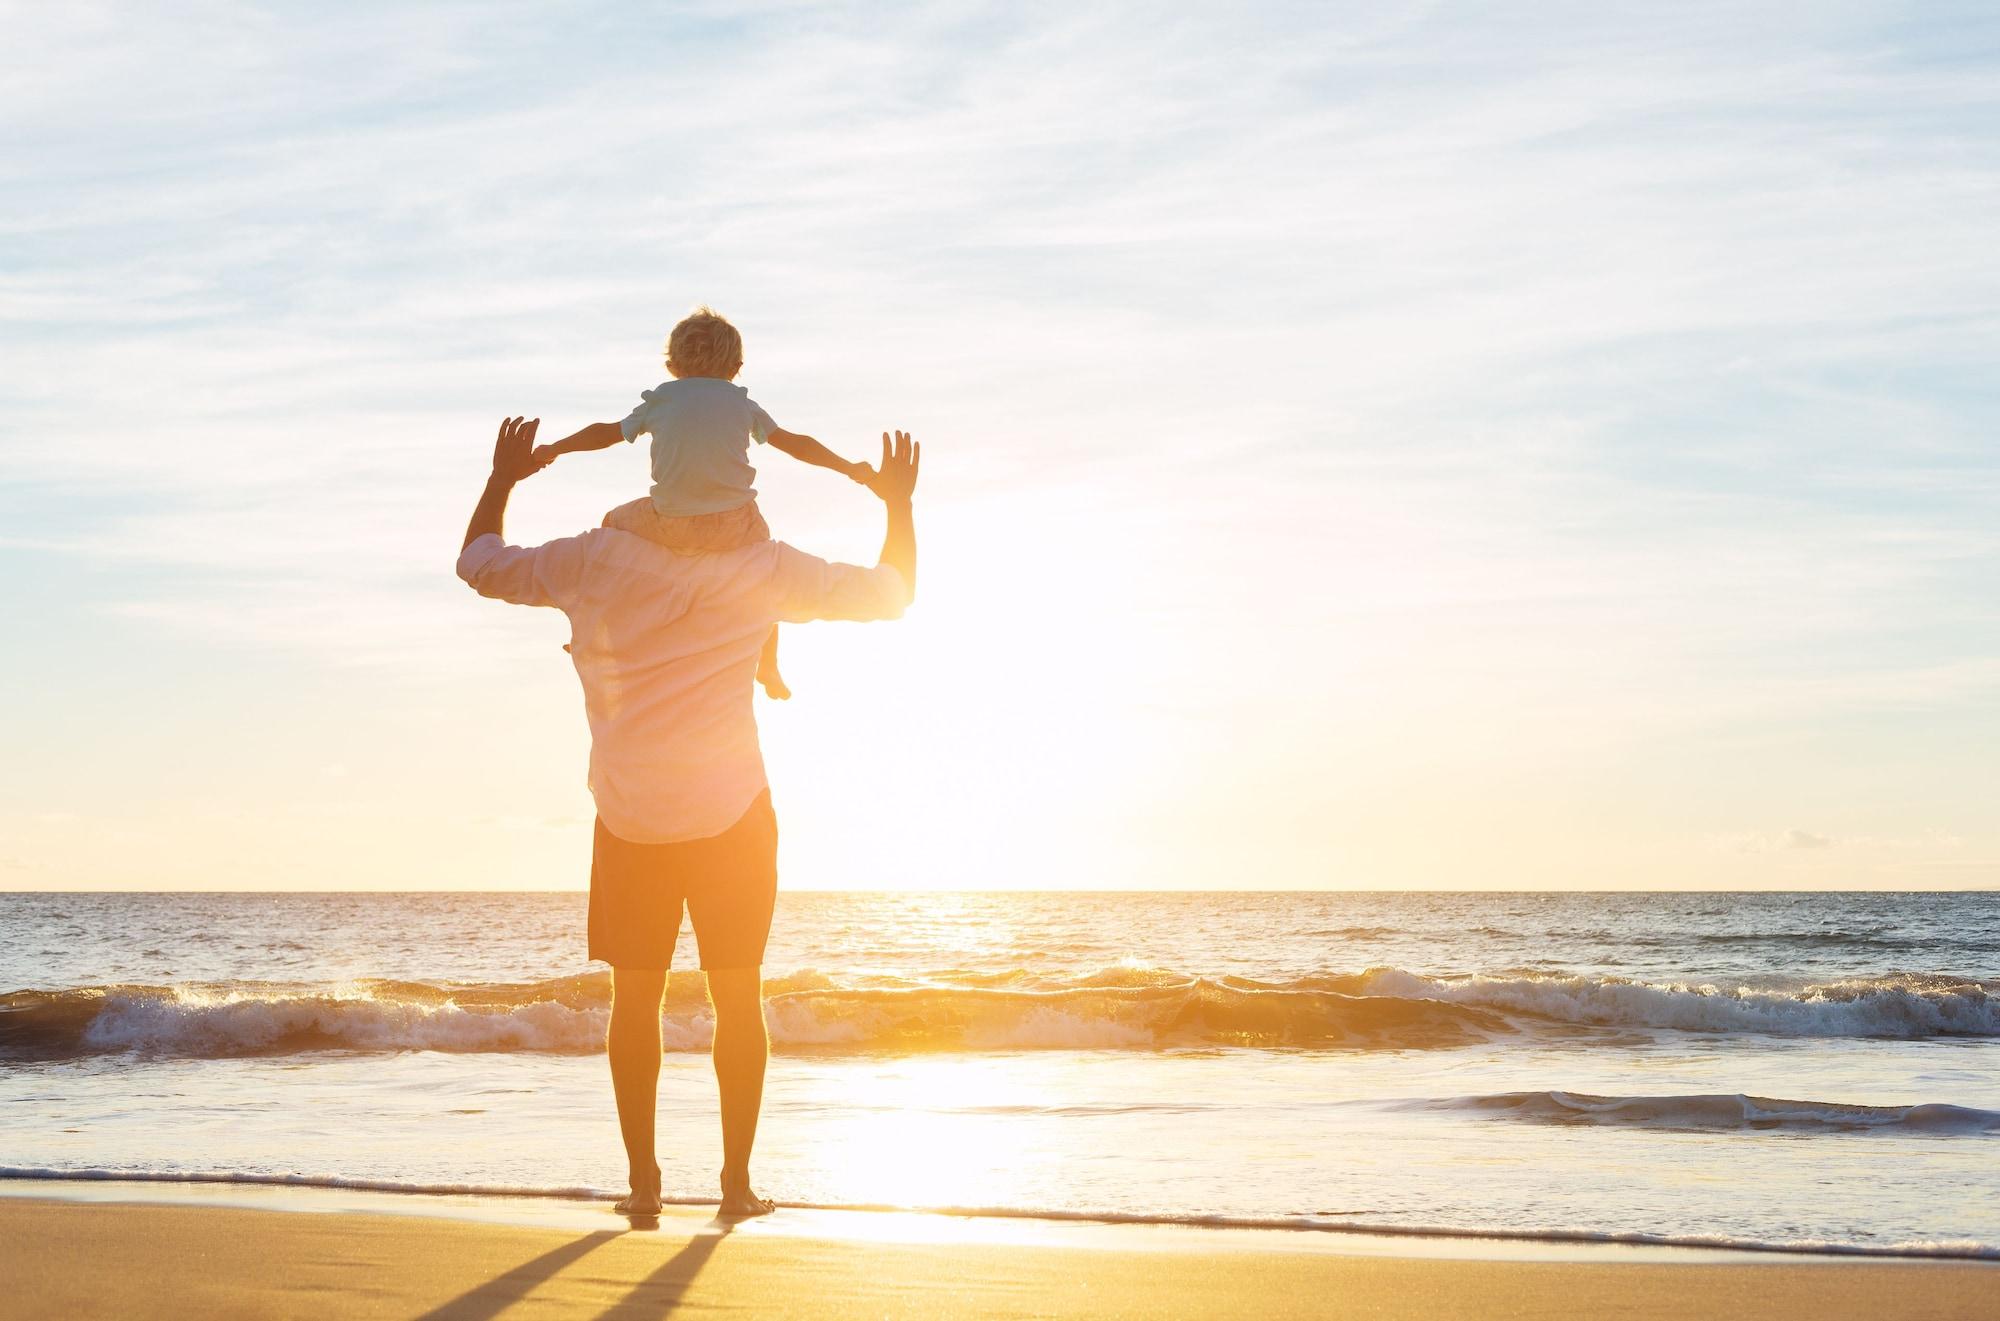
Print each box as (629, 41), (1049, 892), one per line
(748, 398), (778, 446)
(618, 390), (654, 444)
(455, 532), (593, 610)
(769, 543), (911, 623)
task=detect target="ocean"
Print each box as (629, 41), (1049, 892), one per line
(3, 890), (1996, 1257)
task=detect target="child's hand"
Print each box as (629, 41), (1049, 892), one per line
(530, 443), (560, 471)
(845, 459), (876, 484)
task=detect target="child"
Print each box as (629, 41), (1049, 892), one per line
(530, 306), (873, 699)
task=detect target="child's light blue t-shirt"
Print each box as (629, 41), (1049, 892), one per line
(618, 377), (779, 517)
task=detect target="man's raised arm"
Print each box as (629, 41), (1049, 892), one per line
(456, 415), (598, 611)
(462, 416), (543, 552)
(767, 429), (920, 625)
(862, 430), (920, 595)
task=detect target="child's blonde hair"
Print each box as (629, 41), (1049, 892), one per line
(666, 306), (744, 380)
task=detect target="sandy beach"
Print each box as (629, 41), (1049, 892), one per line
(2, 1184), (1995, 1320)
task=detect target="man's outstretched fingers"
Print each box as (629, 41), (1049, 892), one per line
(490, 416), (544, 483)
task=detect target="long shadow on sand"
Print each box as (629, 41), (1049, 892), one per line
(415, 1229), (623, 1321)
(592, 1219), (735, 1320)
(409, 1215), (736, 1320)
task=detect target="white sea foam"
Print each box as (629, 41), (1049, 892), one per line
(961, 1007), (1155, 1051)
(6, 967), (1994, 1061)
(1361, 968), (1999, 1039)
(78, 988), (611, 1056)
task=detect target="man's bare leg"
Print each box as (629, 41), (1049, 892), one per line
(608, 966), (667, 1215)
(706, 966), (775, 1217)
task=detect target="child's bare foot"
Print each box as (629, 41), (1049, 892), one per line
(758, 625), (787, 699)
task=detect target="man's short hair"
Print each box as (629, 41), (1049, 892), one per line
(666, 306), (744, 380)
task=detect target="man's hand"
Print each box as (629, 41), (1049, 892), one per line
(865, 430), (919, 594)
(861, 431), (919, 505)
(489, 416), (544, 485)
(463, 417), (541, 551)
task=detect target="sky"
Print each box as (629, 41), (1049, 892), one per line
(3, 1), (1997, 891)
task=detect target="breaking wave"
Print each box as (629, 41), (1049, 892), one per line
(1359, 967), (1999, 1038)
(1417, 1090), (2000, 1135)
(3, 966), (1994, 1060)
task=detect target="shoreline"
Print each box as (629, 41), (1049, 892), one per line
(4, 1185), (1997, 1321)
(5, 1175), (1997, 1266)
(2, 1170), (1993, 1264)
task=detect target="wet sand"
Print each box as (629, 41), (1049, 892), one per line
(2, 1188), (1995, 1319)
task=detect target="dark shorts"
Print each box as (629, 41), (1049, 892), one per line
(586, 790), (778, 971)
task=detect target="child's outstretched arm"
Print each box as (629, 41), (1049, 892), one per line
(766, 427), (873, 483)
(530, 420), (625, 468)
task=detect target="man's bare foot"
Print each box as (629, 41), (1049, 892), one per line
(719, 1175), (775, 1219)
(616, 1166), (662, 1217)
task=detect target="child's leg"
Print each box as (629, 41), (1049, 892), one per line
(757, 625), (790, 701)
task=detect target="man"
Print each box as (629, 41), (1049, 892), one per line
(457, 416), (919, 1217)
